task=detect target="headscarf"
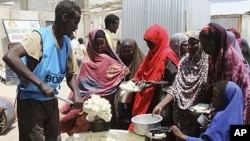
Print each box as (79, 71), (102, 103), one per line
(169, 33), (188, 59)
(227, 31), (250, 76)
(241, 38), (250, 65)
(167, 30), (209, 109)
(227, 27), (241, 45)
(200, 22), (250, 124)
(119, 38), (145, 80)
(77, 29), (126, 97)
(60, 29), (126, 134)
(60, 30), (126, 134)
(226, 31), (245, 61)
(187, 81), (244, 141)
(166, 30), (209, 135)
(128, 24), (178, 130)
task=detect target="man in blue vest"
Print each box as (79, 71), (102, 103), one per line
(2, 0), (83, 140)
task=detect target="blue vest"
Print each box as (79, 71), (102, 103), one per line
(19, 27), (71, 101)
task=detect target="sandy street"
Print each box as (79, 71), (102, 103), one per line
(0, 79), (72, 141)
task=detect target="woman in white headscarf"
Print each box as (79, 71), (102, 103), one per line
(170, 33), (189, 60)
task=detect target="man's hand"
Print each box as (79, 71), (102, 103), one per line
(38, 83), (55, 97)
(70, 101), (83, 109)
(71, 92), (83, 109)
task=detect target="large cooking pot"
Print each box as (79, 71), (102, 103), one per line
(145, 127), (171, 141)
(131, 114), (162, 136)
(65, 129), (144, 141)
(86, 115), (110, 132)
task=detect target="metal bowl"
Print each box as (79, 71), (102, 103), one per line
(131, 114), (162, 136)
(86, 115), (110, 132)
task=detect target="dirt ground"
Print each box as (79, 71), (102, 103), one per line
(0, 79), (72, 141)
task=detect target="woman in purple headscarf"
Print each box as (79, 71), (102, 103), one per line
(199, 22), (250, 124)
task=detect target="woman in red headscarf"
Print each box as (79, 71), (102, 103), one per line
(128, 24), (179, 131)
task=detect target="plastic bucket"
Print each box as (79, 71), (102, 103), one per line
(0, 96), (16, 134)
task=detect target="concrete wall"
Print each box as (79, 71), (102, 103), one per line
(0, 0), (121, 81)
(0, 7), (122, 80)
(0, 8), (54, 80)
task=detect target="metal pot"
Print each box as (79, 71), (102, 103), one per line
(117, 89), (134, 103)
(86, 115), (110, 132)
(65, 129), (145, 141)
(131, 114), (162, 136)
(145, 127), (170, 141)
(118, 80), (145, 103)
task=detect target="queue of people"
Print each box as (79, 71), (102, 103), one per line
(2, 0), (250, 140)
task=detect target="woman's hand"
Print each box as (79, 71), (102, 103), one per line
(124, 67), (130, 75)
(130, 78), (138, 84)
(170, 125), (187, 141)
(152, 105), (162, 115)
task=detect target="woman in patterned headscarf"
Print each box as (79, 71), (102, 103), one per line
(128, 24), (179, 131)
(153, 30), (209, 137)
(199, 22), (250, 124)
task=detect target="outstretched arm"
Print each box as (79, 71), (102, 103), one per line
(66, 74), (83, 109)
(153, 94), (174, 115)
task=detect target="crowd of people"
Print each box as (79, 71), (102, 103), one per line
(2, 0), (250, 141)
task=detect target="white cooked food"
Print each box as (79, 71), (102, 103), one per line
(83, 95), (112, 122)
(191, 103), (211, 113)
(119, 80), (136, 92)
(119, 80), (143, 94)
(193, 105), (207, 111)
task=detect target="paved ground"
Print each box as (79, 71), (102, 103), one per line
(0, 79), (72, 141)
